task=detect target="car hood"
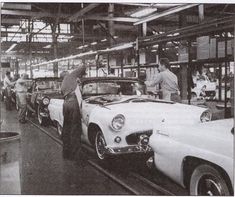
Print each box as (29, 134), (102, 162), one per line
(89, 95), (208, 129)
(39, 90), (62, 98)
(192, 118), (234, 139)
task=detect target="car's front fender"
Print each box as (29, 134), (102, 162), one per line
(150, 130), (233, 188)
(88, 108), (120, 146)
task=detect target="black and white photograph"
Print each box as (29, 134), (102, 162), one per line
(0, 1), (234, 195)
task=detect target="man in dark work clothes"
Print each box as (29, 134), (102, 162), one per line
(61, 65), (86, 160)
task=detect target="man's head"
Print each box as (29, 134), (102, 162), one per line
(6, 71), (10, 77)
(110, 68), (115, 74)
(60, 71), (69, 79)
(80, 64), (87, 77)
(21, 73), (29, 79)
(159, 58), (170, 72)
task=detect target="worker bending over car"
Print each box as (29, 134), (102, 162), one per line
(61, 65), (86, 161)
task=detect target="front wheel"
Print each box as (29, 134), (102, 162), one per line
(15, 98), (19, 111)
(191, 92), (197, 100)
(37, 105), (48, 126)
(56, 121), (62, 138)
(190, 164), (231, 196)
(95, 130), (107, 160)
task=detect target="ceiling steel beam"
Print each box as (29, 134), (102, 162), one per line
(68, 3), (99, 22)
(115, 3), (183, 8)
(139, 16), (233, 47)
(134, 4), (199, 25)
(83, 15), (139, 23)
(1, 9), (69, 19)
(3, 3), (31, 10)
(1, 18), (21, 25)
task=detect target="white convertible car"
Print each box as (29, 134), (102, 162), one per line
(148, 118), (234, 196)
(191, 77), (217, 100)
(48, 77), (212, 160)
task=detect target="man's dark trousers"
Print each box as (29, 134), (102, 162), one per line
(62, 95), (82, 160)
(5, 88), (12, 110)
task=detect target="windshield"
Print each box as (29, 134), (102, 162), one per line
(82, 80), (146, 97)
(35, 80), (62, 91)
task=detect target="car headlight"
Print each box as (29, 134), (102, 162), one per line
(200, 110), (212, 122)
(111, 114), (125, 131)
(42, 97), (50, 106)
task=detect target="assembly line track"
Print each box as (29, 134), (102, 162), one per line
(28, 118), (175, 196)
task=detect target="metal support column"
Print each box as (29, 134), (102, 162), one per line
(81, 3), (85, 65)
(28, 18), (33, 78)
(107, 54), (110, 74)
(121, 52), (124, 77)
(136, 37), (140, 78)
(198, 4), (204, 22)
(108, 3), (115, 46)
(96, 54), (99, 77)
(51, 4), (61, 77)
(179, 13), (188, 102)
(224, 32), (228, 117)
(187, 40), (193, 104)
(217, 35), (222, 101)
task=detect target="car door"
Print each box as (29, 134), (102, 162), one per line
(27, 81), (38, 110)
(26, 81), (34, 107)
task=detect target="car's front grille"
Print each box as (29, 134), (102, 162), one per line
(126, 130), (153, 145)
(205, 91), (216, 97)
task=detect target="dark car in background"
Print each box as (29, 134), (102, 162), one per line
(26, 77), (63, 125)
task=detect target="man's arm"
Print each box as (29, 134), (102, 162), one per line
(70, 65), (86, 78)
(5, 77), (16, 87)
(145, 73), (162, 87)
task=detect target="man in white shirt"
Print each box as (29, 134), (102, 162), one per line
(3, 71), (15, 110)
(145, 58), (181, 102)
(15, 73), (30, 123)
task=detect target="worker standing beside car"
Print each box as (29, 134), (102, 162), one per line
(3, 71), (15, 110)
(15, 73), (29, 124)
(145, 58), (181, 102)
(61, 65), (86, 161)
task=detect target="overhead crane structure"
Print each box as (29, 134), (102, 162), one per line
(1, 4), (234, 102)
(2, 4), (232, 67)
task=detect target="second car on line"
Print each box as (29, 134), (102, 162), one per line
(26, 77), (63, 125)
(48, 77), (212, 160)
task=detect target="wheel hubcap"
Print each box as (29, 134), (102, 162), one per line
(38, 107), (42, 124)
(96, 132), (106, 159)
(57, 123), (62, 136)
(198, 175), (223, 196)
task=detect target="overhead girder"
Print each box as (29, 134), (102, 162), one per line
(139, 16), (234, 47)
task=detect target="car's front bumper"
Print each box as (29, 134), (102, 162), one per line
(105, 144), (152, 155)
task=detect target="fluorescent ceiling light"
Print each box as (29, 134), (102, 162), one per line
(6, 43), (17, 53)
(131, 8), (157, 18)
(43, 44), (51, 49)
(91, 42), (97, 45)
(77, 44), (88, 49)
(101, 38), (107, 42)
